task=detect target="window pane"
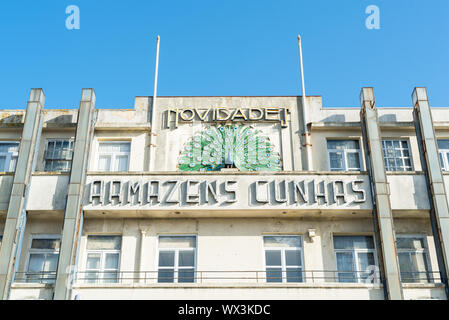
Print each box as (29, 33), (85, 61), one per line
(266, 268), (282, 283)
(334, 236), (374, 250)
(327, 140), (359, 150)
(159, 236), (196, 249)
(119, 143), (131, 152)
(105, 253), (120, 269)
(0, 156), (6, 172)
(396, 237), (425, 250)
(85, 271), (100, 283)
(285, 250), (301, 266)
(329, 152), (344, 170)
(158, 251), (175, 267)
(28, 254), (45, 273)
(398, 253), (413, 282)
(265, 251), (282, 266)
(31, 238), (60, 250)
(46, 160), (70, 172)
(115, 155), (129, 172)
(27, 253), (58, 283)
(286, 268), (302, 283)
(98, 155), (111, 171)
(0, 142), (19, 172)
(347, 152), (360, 170)
(43, 254), (59, 272)
(102, 271), (119, 283)
(158, 269), (174, 283)
(357, 252), (375, 272)
(357, 252), (375, 282)
(410, 253), (429, 282)
(9, 156), (17, 172)
(336, 252), (356, 283)
(179, 250), (194, 267)
(87, 235), (122, 250)
(438, 140), (449, 149)
(264, 236), (301, 248)
(178, 268), (195, 283)
(86, 253), (101, 270)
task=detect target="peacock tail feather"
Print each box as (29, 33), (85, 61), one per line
(178, 124), (281, 172)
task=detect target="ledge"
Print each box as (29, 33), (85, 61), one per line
(311, 121), (416, 130)
(402, 282), (446, 289)
(11, 283), (54, 289)
(32, 172), (70, 176)
(94, 123), (151, 132)
(86, 171), (370, 176)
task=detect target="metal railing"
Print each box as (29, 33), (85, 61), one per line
(14, 272), (57, 284)
(13, 270), (444, 286)
(73, 270), (442, 285)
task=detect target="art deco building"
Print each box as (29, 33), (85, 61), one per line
(0, 87), (448, 300)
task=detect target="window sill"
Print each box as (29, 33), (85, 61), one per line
(32, 171), (70, 176)
(402, 282), (445, 289)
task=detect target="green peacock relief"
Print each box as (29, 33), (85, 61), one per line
(178, 124), (282, 172)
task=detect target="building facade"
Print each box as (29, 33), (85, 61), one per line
(0, 87), (448, 300)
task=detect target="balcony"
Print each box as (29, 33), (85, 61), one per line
(8, 270), (447, 300)
(69, 270), (446, 300)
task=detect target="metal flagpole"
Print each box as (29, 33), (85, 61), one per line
(149, 35), (160, 171)
(297, 34), (313, 171)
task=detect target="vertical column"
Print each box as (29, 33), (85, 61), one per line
(360, 87), (403, 300)
(138, 228), (150, 283)
(0, 89), (44, 299)
(412, 87), (449, 297)
(54, 89), (96, 300)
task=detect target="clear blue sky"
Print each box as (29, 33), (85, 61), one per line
(0, 0), (448, 109)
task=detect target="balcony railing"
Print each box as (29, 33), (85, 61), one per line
(73, 270), (443, 285)
(13, 270), (444, 286)
(14, 272), (57, 284)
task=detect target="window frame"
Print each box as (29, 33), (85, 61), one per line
(262, 235), (305, 283)
(0, 141), (19, 172)
(43, 139), (74, 172)
(437, 139), (449, 171)
(326, 139), (363, 172)
(396, 234), (433, 283)
(24, 234), (61, 283)
(83, 234), (122, 284)
(381, 139), (414, 172)
(332, 234), (379, 284)
(156, 234), (197, 284)
(96, 141), (131, 172)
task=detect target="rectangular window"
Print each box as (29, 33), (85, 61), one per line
(396, 235), (431, 283)
(382, 140), (413, 171)
(85, 235), (121, 284)
(97, 142), (130, 172)
(437, 140), (449, 171)
(0, 142), (19, 172)
(26, 236), (60, 283)
(158, 235), (196, 283)
(263, 236), (303, 283)
(333, 235), (377, 283)
(327, 140), (362, 171)
(44, 139), (74, 172)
